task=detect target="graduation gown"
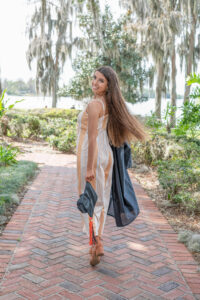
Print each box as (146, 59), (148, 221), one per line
(107, 142), (140, 227)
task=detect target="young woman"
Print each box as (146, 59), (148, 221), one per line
(76, 66), (148, 266)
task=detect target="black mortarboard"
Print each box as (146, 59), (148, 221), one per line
(77, 181), (97, 217)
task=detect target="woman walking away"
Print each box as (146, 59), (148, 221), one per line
(76, 66), (148, 266)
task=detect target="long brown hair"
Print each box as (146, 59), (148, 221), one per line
(97, 66), (149, 147)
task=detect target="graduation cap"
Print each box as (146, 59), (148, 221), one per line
(77, 181), (98, 217)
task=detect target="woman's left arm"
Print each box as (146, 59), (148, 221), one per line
(86, 101), (101, 182)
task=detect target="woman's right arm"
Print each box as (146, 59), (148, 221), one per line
(85, 101), (102, 181)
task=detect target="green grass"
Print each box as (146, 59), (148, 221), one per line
(0, 160), (38, 214)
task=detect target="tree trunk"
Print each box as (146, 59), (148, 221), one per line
(170, 37), (176, 128)
(51, 48), (59, 108)
(184, 10), (196, 103)
(52, 76), (57, 108)
(155, 59), (164, 119)
(89, 0), (104, 51)
(41, 0), (46, 37)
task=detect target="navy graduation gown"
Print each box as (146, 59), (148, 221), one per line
(107, 142), (140, 227)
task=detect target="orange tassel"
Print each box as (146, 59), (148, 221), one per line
(89, 217), (93, 245)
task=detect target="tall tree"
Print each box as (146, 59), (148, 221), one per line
(166, 0), (182, 128)
(86, 0), (104, 52)
(26, 0), (83, 107)
(121, 0), (181, 120)
(59, 5), (148, 103)
(178, 0), (200, 103)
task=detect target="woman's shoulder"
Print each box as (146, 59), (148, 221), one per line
(88, 97), (104, 106)
(85, 99), (103, 114)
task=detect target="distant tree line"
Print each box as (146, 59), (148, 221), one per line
(143, 89), (183, 100)
(2, 78), (36, 96)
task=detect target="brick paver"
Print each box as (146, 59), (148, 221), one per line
(0, 147), (200, 300)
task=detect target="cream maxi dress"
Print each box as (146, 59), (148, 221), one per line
(76, 98), (113, 240)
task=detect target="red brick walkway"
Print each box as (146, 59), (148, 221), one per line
(0, 147), (200, 300)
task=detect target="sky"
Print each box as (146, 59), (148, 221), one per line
(0, 0), (34, 81)
(0, 0), (185, 94)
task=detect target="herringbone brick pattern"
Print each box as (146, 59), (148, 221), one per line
(0, 149), (200, 300)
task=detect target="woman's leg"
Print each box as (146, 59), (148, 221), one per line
(95, 235), (104, 256)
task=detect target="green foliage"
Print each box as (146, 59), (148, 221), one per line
(40, 108), (79, 119)
(163, 102), (177, 129)
(4, 109), (78, 153)
(188, 234), (200, 252)
(131, 132), (200, 213)
(173, 100), (200, 138)
(27, 116), (41, 136)
(0, 160), (38, 215)
(131, 73), (200, 216)
(158, 156), (200, 212)
(0, 89), (24, 120)
(0, 144), (18, 166)
(58, 54), (100, 99)
(157, 159), (199, 197)
(178, 230), (192, 244)
(171, 73), (200, 138)
(8, 117), (25, 138)
(131, 135), (170, 165)
(186, 73), (200, 100)
(47, 129), (76, 153)
(59, 6), (148, 103)
(6, 108), (80, 120)
(145, 111), (163, 129)
(143, 74), (200, 138)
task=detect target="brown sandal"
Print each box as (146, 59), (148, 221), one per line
(90, 245), (100, 266)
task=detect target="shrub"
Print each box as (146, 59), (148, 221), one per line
(47, 135), (59, 148)
(157, 158), (200, 212)
(8, 115), (27, 138)
(178, 230), (192, 244)
(27, 116), (41, 136)
(178, 230), (200, 253)
(145, 112), (163, 129)
(41, 108), (80, 119)
(57, 130), (76, 153)
(131, 135), (170, 165)
(40, 120), (58, 137)
(0, 144), (18, 166)
(2, 109), (79, 154)
(47, 129), (76, 153)
(174, 100), (200, 138)
(131, 130), (200, 213)
(188, 234), (200, 252)
(6, 108), (80, 120)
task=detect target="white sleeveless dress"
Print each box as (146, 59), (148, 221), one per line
(76, 98), (113, 239)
